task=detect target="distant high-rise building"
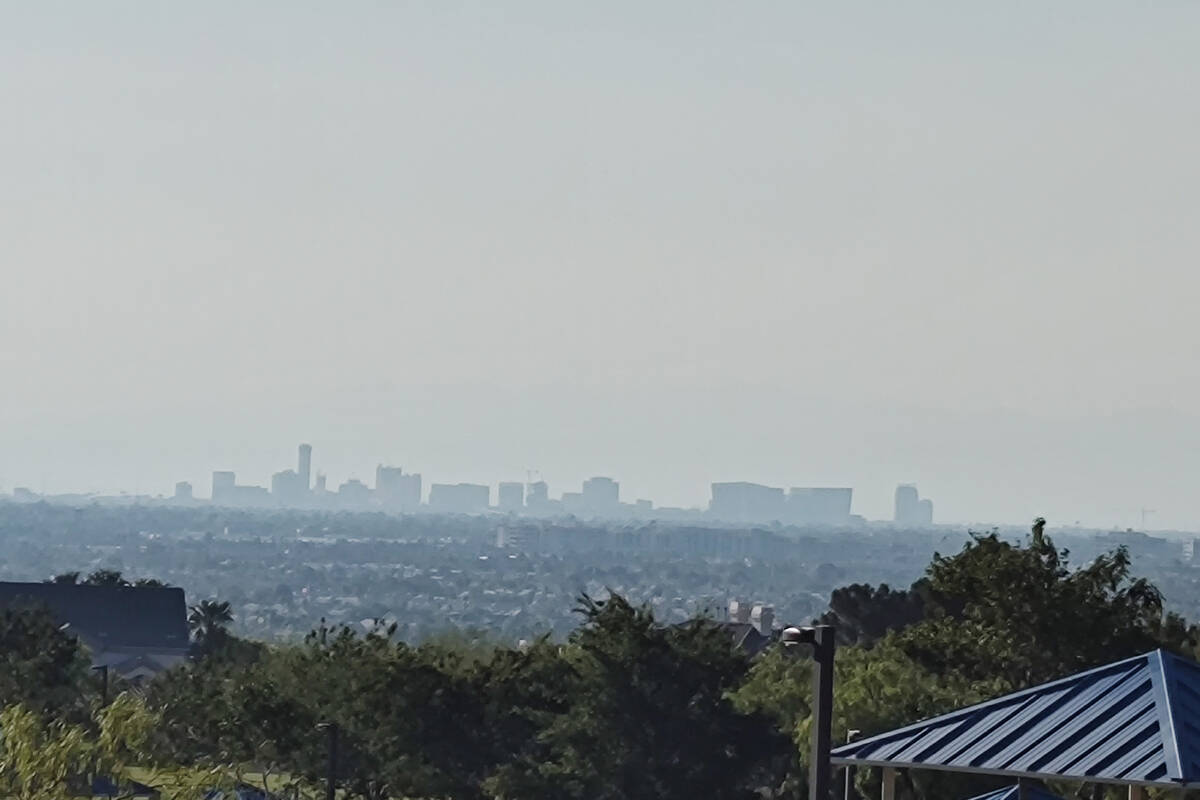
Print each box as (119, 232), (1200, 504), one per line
(894, 484), (933, 526)
(561, 491), (585, 514)
(314, 473), (328, 493)
(298, 443), (312, 492)
(497, 482), (524, 512)
(376, 465), (421, 510)
(174, 481), (193, 501)
(894, 484), (919, 524)
(581, 477), (619, 514)
(526, 481), (549, 509)
(271, 469), (308, 506)
(710, 482), (786, 522)
(428, 483), (490, 514)
(787, 488), (853, 525)
(212, 471), (236, 503)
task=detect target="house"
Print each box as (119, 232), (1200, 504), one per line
(0, 582), (190, 680)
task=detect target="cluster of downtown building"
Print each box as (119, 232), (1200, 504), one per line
(168, 443), (937, 527)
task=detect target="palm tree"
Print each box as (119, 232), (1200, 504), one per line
(188, 599), (234, 648)
(84, 569), (129, 586)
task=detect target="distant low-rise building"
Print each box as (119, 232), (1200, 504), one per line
(338, 479), (372, 507)
(212, 471), (270, 507)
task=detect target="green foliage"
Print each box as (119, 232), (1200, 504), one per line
(0, 605), (89, 717)
(84, 569), (129, 586)
(817, 582), (928, 646)
(898, 529), (1194, 688)
(486, 594), (795, 800)
(189, 599), (236, 658)
(0, 704), (90, 800)
(47, 570), (169, 588)
(12, 518), (1200, 800)
(0, 692), (226, 800)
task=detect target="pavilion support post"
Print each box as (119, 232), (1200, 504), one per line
(1128, 786), (1144, 800)
(1017, 778), (1032, 800)
(880, 768), (896, 800)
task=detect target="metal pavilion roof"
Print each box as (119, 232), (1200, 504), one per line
(831, 649), (1200, 788)
(966, 785), (1063, 800)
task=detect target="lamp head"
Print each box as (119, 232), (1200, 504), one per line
(780, 626), (817, 647)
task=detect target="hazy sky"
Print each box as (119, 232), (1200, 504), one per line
(3, 2), (1199, 528)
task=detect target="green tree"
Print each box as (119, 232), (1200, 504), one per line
(188, 600), (234, 655)
(0, 605), (89, 717)
(488, 594), (794, 800)
(898, 524), (1194, 688)
(816, 582), (927, 646)
(84, 570), (129, 587)
(0, 692), (230, 800)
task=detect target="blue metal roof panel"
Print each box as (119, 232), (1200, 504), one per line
(966, 785), (1064, 800)
(832, 650), (1200, 787)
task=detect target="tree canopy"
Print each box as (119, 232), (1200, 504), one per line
(5, 519), (1199, 800)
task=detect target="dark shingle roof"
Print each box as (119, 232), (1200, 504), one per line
(0, 582), (189, 652)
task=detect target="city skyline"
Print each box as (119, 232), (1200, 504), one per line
(7, 441), (926, 527)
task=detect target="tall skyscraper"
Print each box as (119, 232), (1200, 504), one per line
(894, 484), (919, 524)
(895, 484), (934, 526)
(298, 443), (312, 492)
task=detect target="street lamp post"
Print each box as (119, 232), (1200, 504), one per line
(316, 722), (338, 800)
(844, 729), (861, 800)
(781, 625), (837, 800)
(91, 664), (109, 706)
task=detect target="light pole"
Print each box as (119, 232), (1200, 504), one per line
(844, 729), (861, 800)
(91, 664), (109, 707)
(781, 625), (836, 800)
(316, 722), (338, 800)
